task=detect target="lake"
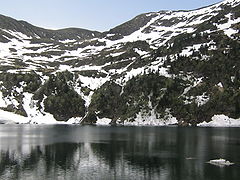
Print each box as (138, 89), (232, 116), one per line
(0, 125), (239, 180)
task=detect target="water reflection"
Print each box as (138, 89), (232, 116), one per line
(0, 125), (240, 180)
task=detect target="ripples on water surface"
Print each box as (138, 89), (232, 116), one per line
(0, 125), (240, 180)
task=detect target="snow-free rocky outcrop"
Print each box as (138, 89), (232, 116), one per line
(0, 0), (240, 125)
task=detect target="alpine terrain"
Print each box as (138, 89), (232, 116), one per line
(0, 0), (240, 126)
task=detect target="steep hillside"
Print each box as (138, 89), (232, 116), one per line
(0, 0), (240, 126)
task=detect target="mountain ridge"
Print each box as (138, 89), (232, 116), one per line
(0, 14), (101, 42)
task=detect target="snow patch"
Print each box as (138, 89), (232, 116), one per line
(133, 48), (148, 56)
(0, 109), (29, 124)
(3, 94), (19, 108)
(109, 51), (125, 57)
(216, 14), (240, 37)
(195, 93), (209, 106)
(0, 91), (7, 107)
(217, 82), (223, 88)
(59, 39), (76, 43)
(67, 117), (83, 124)
(21, 93), (71, 124)
(198, 114), (240, 127)
(124, 109), (177, 126)
(0, 108), (71, 125)
(29, 113), (62, 125)
(118, 65), (170, 84)
(78, 75), (110, 90)
(180, 44), (202, 57)
(1, 29), (30, 39)
(58, 64), (72, 71)
(96, 117), (112, 125)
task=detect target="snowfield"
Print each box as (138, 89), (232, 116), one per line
(0, 109), (29, 124)
(0, 109), (73, 125)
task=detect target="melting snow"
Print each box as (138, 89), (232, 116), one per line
(58, 64), (72, 71)
(22, 93), (67, 124)
(198, 114), (240, 127)
(123, 109), (178, 126)
(109, 51), (125, 57)
(195, 93), (209, 106)
(216, 14), (240, 37)
(217, 82), (223, 88)
(134, 48), (148, 56)
(118, 65), (170, 84)
(0, 0), (239, 74)
(0, 92), (84, 125)
(0, 109), (29, 124)
(1, 29), (30, 39)
(0, 91), (7, 107)
(67, 117), (82, 124)
(180, 44), (202, 57)
(0, 108), (72, 124)
(59, 39), (76, 43)
(78, 75), (110, 90)
(96, 117), (112, 125)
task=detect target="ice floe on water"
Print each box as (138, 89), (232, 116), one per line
(198, 115), (240, 127)
(207, 159), (234, 167)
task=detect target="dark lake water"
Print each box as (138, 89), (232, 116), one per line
(0, 125), (240, 180)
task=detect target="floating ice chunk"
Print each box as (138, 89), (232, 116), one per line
(208, 159), (234, 166)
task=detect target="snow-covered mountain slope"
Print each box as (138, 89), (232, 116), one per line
(0, 0), (240, 126)
(0, 0), (239, 74)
